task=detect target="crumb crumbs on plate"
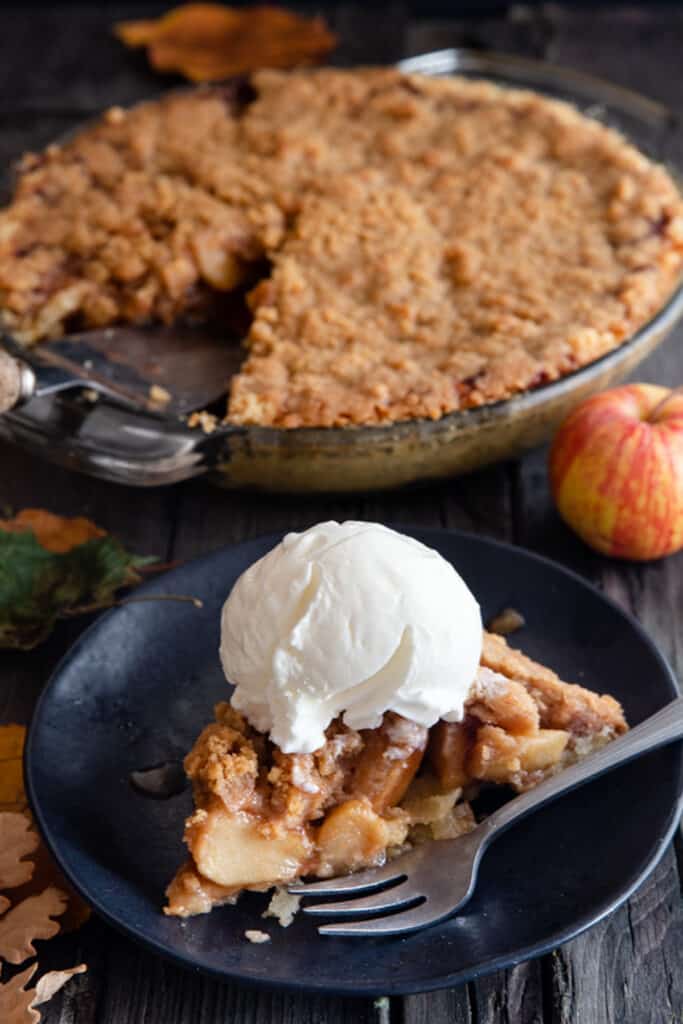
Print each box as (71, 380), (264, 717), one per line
(262, 886), (301, 927)
(149, 383), (172, 407)
(487, 607), (526, 636)
(187, 409), (219, 433)
(245, 929), (271, 944)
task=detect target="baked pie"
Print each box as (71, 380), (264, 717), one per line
(1, 69), (682, 428)
(165, 630), (627, 918)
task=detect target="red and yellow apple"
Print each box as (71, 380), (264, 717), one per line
(549, 383), (683, 560)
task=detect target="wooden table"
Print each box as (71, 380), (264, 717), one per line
(2, 4), (682, 1022)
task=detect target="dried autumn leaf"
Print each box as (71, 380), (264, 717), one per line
(0, 725), (28, 813)
(0, 962), (86, 1024)
(0, 729), (90, 931)
(0, 746), (88, 1020)
(8, 838), (91, 934)
(0, 887), (67, 964)
(0, 964), (38, 1024)
(32, 964), (87, 1006)
(0, 509), (155, 649)
(115, 17), (160, 47)
(0, 814), (38, 890)
(115, 3), (337, 83)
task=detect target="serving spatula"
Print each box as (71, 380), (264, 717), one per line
(0, 323), (244, 419)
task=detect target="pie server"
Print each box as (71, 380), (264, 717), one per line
(0, 324), (243, 419)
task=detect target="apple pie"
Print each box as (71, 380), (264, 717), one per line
(1, 69), (682, 427)
(165, 631), (627, 918)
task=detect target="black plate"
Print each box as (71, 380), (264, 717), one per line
(25, 528), (683, 996)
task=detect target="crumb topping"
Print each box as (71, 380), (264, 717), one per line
(1, 70), (681, 428)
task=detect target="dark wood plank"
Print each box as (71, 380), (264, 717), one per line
(332, 2), (409, 66)
(404, 962), (546, 1024)
(168, 462), (514, 563)
(545, 852), (683, 1024)
(404, 4), (551, 60)
(36, 917), (386, 1024)
(542, 4), (683, 107)
(468, 964), (546, 1024)
(0, 3), (170, 113)
(403, 986), (473, 1024)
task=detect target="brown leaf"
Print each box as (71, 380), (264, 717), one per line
(8, 839), (91, 934)
(0, 741), (88, 1020)
(0, 964), (40, 1024)
(0, 726), (28, 813)
(0, 888), (67, 964)
(116, 18), (161, 47)
(0, 729), (90, 932)
(0, 962), (87, 1024)
(0, 814), (38, 890)
(115, 3), (337, 83)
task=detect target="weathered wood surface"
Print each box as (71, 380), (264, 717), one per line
(0, 4), (681, 1022)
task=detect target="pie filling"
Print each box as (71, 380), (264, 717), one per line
(1, 69), (682, 428)
(164, 631), (627, 918)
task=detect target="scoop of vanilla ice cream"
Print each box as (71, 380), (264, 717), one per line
(220, 521), (482, 754)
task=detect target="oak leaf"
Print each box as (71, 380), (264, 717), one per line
(0, 725), (28, 813)
(0, 965), (40, 1024)
(0, 762), (88, 1021)
(0, 962), (86, 1024)
(0, 729), (90, 931)
(8, 838), (91, 934)
(0, 509), (154, 649)
(115, 3), (337, 83)
(0, 888), (67, 964)
(0, 814), (38, 891)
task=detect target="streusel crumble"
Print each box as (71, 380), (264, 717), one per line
(1, 69), (681, 427)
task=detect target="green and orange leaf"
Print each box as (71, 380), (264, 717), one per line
(0, 509), (155, 649)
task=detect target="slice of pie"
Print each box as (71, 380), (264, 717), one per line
(165, 630), (627, 918)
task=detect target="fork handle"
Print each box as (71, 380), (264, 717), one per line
(483, 696), (683, 837)
(0, 348), (35, 413)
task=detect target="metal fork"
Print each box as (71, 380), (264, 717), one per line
(289, 696), (683, 936)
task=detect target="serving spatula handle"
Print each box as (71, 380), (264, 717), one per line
(0, 344), (145, 415)
(0, 348), (35, 413)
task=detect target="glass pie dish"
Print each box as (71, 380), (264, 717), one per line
(1, 49), (682, 490)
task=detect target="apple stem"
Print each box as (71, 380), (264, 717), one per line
(648, 385), (683, 421)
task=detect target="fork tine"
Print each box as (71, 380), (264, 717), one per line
(287, 860), (408, 897)
(302, 878), (419, 916)
(317, 898), (449, 937)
